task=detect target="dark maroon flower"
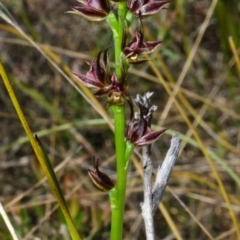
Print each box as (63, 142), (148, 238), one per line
(73, 49), (127, 104)
(127, 0), (170, 18)
(88, 156), (114, 192)
(73, 48), (109, 89)
(126, 100), (166, 146)
(123, 30), (162, 60)
(73, 50), (107, 89)
(68, 0), (110, 21)
(94, 72), (125, 97)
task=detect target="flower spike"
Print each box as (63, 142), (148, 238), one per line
(68, 0), (110, 21)
(88, 156), (114, 192)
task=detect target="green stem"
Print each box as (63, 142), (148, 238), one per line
(116, 2), (127, 80)
(109, 105), (134, 240)
(110, 105), (126, 240)
(107, 3), (127, 81)
(107, 3), (131, 239)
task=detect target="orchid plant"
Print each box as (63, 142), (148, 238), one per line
(68, 0), (175, 239)
(0, 0), (178, 239)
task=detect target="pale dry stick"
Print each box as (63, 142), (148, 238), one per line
(141, 142), (155, 240)
(0, 202), (19, 240)
(0, 5), (113, 130)
(134, 147), (231, 240)
(152, 133), (180, 214)
(159, 0), (219, 126)
(132, 151), (183, 240)
(141, 132), (180, 240)
(135, 92), (157, 240)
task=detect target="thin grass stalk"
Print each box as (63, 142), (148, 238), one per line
(228, 36), (240, 76)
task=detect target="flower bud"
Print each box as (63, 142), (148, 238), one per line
(88, 156), (114, 192)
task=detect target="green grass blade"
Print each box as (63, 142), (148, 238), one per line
(0, 62), (82, 240)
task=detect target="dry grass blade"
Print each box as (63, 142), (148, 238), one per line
(228, 36), (240, 76)
(0, 202), (19, 240)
